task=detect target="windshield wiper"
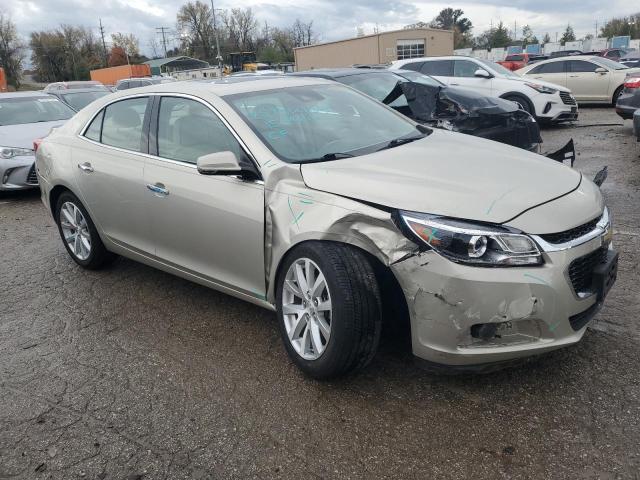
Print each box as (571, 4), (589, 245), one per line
(320, 152), (356, 160)
(377, 135), (424, 152)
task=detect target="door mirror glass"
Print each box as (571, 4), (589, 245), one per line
(474, 69), (492, 78)
(197, 151), (242, 175)
(595, 67), (608, 74)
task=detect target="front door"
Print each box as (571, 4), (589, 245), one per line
(566, 60), (611, 101)
(73, 96), (153, 254)
(451, 59), (493, 95)
(144, 95), (266, 297)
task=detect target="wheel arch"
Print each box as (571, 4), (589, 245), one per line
(499, 91), (536, 116)
(613, 84), (625, 105)
(49, 184), (74, 218)
(272, 239), (412, 350)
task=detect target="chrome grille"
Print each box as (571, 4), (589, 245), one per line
(559, 92), (576, 105)
(539, 215), (601, 244)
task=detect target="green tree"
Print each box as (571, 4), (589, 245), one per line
(560, 24), (576, 45)
(542, 33), (551, 44)
(600, 13), (640, 39)
(474, 21), (512, 49)
(521, 25), (538, 46)
(426, 8), (473, 49)
(0, 13), (24, 89)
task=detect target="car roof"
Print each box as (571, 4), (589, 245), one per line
(109, 76), (333, 98)
(48, 88), (110, 95)
(529, 55), (602, 66)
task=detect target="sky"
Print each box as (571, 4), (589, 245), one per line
(4, 0), (639, 57)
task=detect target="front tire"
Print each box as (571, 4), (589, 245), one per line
(276, 242), (382, 379)
(54, 191), (116, 269)
(503, 94), (534, 115)
(613, 86), (624, 106)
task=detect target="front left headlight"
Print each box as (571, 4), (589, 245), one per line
(396, 211), (543, 267)
(525, 82), (558, 95)
(0, 146), (34, 159)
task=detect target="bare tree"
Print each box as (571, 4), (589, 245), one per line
(177, 1), (214, 60)
(0, 13), (25, 88)
(221, 8), (258, 51)
(291, 19), (315, 47)
(111, 32), (140, 58)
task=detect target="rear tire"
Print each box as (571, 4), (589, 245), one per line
(613, 86), (624, 106)
(54, 191), (116, 270)
(276, 242), (382, 379)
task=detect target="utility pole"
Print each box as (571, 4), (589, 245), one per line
(99, 19), (108, 67)
(156, 27), (170, 57)
(210, 0), (223, 74)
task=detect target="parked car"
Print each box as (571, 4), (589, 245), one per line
(497, 53), (547, 71)
(518, 56), (640, 104)
(619, 51), (640, 69)
(292, 68), (544, 153)
(36, 78), (617, 378)
(599, 48), (631, 62)
(390, 56), (578, 123)
(550, 50), (583, 58)
(616, 74), (640, 119)
(114, 76), (177, 91)
(43, 81), (107, 92)
(0, 92), (74, 191)
(47, 88), (111, 112)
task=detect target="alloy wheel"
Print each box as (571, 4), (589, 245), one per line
(282, 258), (332, 360)
(60, 201), (91, 261)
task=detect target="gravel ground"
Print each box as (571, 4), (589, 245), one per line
(1, 108), (639, 480)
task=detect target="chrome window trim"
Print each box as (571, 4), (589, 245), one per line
(531, 207), (610, 253)
(76, 91), (262, 179)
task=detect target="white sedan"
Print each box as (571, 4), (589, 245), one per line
(517, 56), (640, 104)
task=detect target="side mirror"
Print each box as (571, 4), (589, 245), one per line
(474, 69), (492, 79)
(595, 67), (608, 74)
(197, 151), (242, 175)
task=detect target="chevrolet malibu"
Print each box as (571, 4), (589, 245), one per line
(36, 78), (618, 378)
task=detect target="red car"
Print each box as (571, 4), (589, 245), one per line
(497, 53), (547, 71)
(599, 48), (632, 61)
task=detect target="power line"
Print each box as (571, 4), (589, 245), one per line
(99, 19), (108, 67)
(156, 26), (170, 57)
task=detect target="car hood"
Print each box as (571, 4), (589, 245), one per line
(300, 129), (581, 225)
(506, 74), (571, 92)
(0, 120), (69, 149)
(440, 86), (520, 115)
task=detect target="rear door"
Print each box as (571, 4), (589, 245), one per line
(567, 60), (610, 101)
(144, 95), (266, 297)
(74, 95), (153, 253)
(526, 60), (567, 88)
(451, 59), (492, 95)
(419, 60), (454, 85)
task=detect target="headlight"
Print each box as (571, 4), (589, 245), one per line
(396, 211), (543, 267)
(525, 82), (558, 94)
(0, 146), (34, 159)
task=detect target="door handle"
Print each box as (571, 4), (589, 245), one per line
(77, 162), (94, 173)
(450, 83), (460, 86)
(146, 183), (170, 196)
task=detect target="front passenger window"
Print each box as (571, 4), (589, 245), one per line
(157, 97), (242, 164)
(453, 60), (479, 78)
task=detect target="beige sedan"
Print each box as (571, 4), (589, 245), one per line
(36, 78), (617, 378)
(517, 56), (640, 104)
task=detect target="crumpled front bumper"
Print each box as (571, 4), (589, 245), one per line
(0, 155), (38, 191)
(390, 233), (613, 367)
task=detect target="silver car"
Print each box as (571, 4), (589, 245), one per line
(36, 78), (618, 378)
(0, 92), (74, 191)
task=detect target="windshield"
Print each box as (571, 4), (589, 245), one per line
(0, 96), (74, 126)
(392, 70), (444, 87)
(595, 57), (629, 70)
(476, 58), (520, 78)
(60, 91), (109, 111)
(226, 84), (421, 163)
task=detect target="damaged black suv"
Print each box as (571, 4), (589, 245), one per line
(293, 68), (574, 161)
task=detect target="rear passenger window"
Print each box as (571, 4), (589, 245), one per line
(421, 60), (454, 76)
(101, 97), (148, 152)
(529, 62), (565, 74)
(157, 97), (242, 164)
(84, 110), (104, 142)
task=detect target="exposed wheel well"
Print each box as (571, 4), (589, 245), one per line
(274, 240), (412, 352)
(49, 185), (72, 217)
(500, 92), (535, 116)
(613, 85), (624, 105)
